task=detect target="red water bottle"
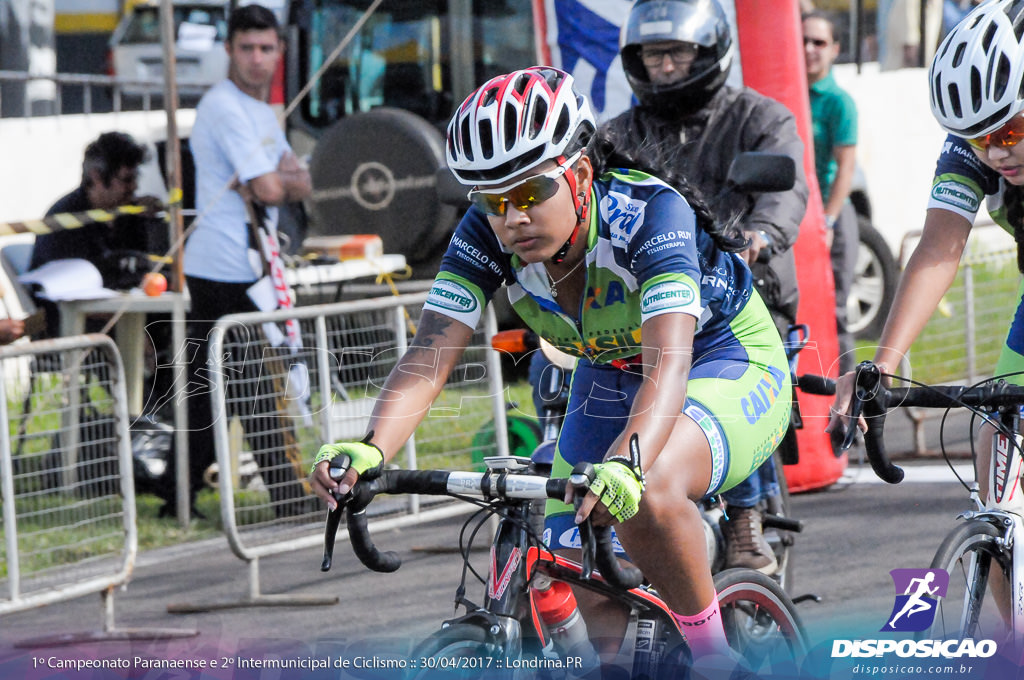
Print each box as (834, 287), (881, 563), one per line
(533, 578), (600, 675)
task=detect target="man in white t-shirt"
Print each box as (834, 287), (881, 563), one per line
(181, 3), (311, 518)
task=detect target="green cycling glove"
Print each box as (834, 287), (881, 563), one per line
(588, 434), (646, 523)
(312, 436), (384, 481)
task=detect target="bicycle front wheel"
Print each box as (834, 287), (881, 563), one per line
(925, 519), (1011, 642)
(715, 568), (809, 672)
(407, 623), (517, 680)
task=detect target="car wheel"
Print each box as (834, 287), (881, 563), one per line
(848, 217), (898, 339)
(308, 107), (457, 264)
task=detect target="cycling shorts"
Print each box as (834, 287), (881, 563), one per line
(542, 292), (791, 553)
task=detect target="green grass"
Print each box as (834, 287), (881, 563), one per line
(856, 250), (1019, 385)
(2, 380), (541, 576)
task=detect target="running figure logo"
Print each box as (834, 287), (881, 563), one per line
(881, 569), (949, 632)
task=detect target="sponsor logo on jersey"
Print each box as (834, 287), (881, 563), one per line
(585, 280), (627, 310)
(426, 279), (477, 314)
(601, 191), (647, 245)
(641, 281), (696, 314)
(931, 180), (980, 212)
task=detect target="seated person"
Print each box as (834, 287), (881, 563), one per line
(27, 131), (166, 337)
(30, 131), (166, 289)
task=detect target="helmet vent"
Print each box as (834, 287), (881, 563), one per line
(552, 107), (570, 145)
(460, 118), (473, 161)
(481, 86), (498, 107)
(949, 83), (963, 118)
(529, 99), (549, 140)
(952, 41), (966, 67)
(504, 102), (519, 151)
(933, 74), (946, 117)
(513, 72), (531, 95)
(982, 22), (998, 52)
(478, 120), (494, 159)
(993, 53), (1012, 102)
(970, 67), (983, 112)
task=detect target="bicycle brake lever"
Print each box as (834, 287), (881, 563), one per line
(841, 362), (874, 450)
(320, 503), (344, 572)
(569, 462), (598, 579)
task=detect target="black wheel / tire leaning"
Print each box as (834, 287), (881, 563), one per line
(308, 107), (458, 265)
(849, 217), (898, 339)
(407, 623), (514, 680)
(923, 520), (1011, 642)
(715, 568), (809, 673)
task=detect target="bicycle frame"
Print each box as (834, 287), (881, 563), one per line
(966, 410), (1024, 648)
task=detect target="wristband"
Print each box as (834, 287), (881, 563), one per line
(824, 215), (837, 230)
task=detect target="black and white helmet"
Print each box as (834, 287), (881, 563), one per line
(620, 0), (733, 115)
(930, 0), (1024, 138)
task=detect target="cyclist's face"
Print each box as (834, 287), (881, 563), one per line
(970, 129), (1024, 185)
(484, 156), (592, 264)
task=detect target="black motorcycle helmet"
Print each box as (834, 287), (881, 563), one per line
(620, 0), (733, 116)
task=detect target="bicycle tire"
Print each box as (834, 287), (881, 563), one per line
(714, 568), (809, 672)
(923, 519), (1011, 642)
(763, 450), (795, 592)
(406, 622), (517, 680)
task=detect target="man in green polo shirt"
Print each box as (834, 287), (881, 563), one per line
(805, 10), (859, 376)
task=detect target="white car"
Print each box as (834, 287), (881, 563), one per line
(107, 0), (229, 98)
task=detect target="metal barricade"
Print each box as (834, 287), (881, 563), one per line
(169, 293), (507, 610)
(900, 244), (1019, 454)
(0, 334), (193, 642)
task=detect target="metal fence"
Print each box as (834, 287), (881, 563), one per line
(888, 241), (1020, 454)
(172, 293), (507, 609)
(0, 335), (135, 618)
(905, 245), (1019, 386)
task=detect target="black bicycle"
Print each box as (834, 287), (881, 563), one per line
(838, 361), (1024, 647)
(321, 454), (809, 679)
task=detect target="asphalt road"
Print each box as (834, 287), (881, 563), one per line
(0, 408), (1001, 678)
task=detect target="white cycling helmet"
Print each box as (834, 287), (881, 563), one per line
(929, 0), (1024, 138)
(445, 67), (596, 188)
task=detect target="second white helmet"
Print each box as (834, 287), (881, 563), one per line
(930, 0), (1024, 138)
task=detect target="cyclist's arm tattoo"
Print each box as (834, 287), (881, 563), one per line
(408, 312), (455, 352)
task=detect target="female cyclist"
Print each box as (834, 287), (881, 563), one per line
(309, 66), (791, 664)
(828, 0), (1024, 625)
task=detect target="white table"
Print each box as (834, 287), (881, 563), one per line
(57, 291), (189, 417)
(284, 254), (407, 290)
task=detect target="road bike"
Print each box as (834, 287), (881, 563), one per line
(495, 325), (809, 594)
(320, 454), (809, 679)
(840, 361), (1024, 648)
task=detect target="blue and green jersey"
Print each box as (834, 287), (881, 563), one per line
(424, 168), (755, 364)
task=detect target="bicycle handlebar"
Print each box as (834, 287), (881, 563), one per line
(321, 466), (645, 591)
(840, 361), (1024, 485)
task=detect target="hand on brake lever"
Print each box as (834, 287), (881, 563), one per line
(825, 370), (868, 444)
(309, 435), (383, 510)
(566, 436), (645, 525)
